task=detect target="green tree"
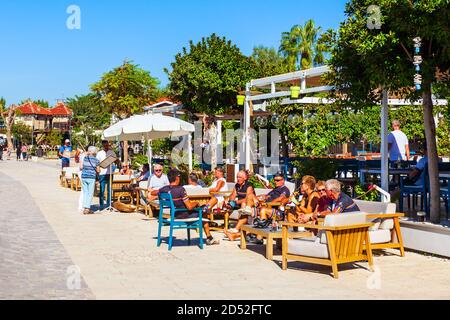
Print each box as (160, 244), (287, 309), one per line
(66, 94), (110, 150)
(91, 61), (160, 162)
(251, 46), (289, 78)
(326, 0), (450, 223)
(279, 19), (328, 71)
(19, 99), (50, 108)
(12, 122), (32, 145)
(0, 98), (16, 149)
(165, 33), (257, 115)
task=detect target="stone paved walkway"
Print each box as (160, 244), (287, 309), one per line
(1, 159), (449, 300)
(0, 170), (94, 300)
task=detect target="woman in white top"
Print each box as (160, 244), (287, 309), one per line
(203, 167), (229, 212)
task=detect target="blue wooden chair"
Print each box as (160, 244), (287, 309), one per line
(399, 167), (429, 215)
(440, 179), (449, 220)
(157, 193), (204, 250)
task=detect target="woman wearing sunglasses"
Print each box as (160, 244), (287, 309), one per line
(288, 175), (320, 224)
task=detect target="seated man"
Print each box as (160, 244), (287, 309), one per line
(224, 170), (256, 241)
(146, 164), (170, 202)
(184, 173), (203, 189)
(287, 175), (320, 224)
(151, 169), (220, 245)
(404, 144), (428, 186)
(256, 173), (291, 223)
(315, 179), (360, 219)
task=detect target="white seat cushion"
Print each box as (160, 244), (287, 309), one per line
(369, 229), (391, 244)
(288, 237), (329, 259)
(354, 200), (396, 214)
(323, 212), (368, 227)
(379, 219), (394, 230)
(113, 175), (131, 181)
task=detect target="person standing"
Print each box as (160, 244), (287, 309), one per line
(21, 145), (28, 161)
(16, 144), (22, 161)
(80, 146), (100, 215)
(96, 140), (117, 210)
(58, 139), (73, 169)
(388, 120), (410, 161)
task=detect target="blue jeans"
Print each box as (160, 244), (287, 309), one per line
(99, 175), (111, 209)
(82, 178), (96, 209)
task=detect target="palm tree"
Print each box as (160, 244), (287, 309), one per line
(279, 19), (327, 71)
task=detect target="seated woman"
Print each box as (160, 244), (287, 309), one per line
(287, 175), (320, 224)
(224, 170), (256, 240)
(120, 163), (133, 176)
(136, 164), (150, 182)
(202, 167), (229, 213)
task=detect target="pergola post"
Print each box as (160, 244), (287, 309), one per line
(381, 89), (389, 202)
(245, 83), (251, 171)
(188, 134), (193, 173)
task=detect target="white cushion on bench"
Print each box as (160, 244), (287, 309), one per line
(369, 229), (391, 244)
(288, 237), (329, 259)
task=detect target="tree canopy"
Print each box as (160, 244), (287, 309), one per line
(91, 61), (160, 119)
(165, 33), (257, 115)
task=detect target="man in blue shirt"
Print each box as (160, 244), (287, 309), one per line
(318, 179), (360, 217)
(58, 139), (72, 169)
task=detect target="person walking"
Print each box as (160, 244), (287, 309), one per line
(58, 139), (73, 169)
(21, 145), (28, 161)
(16, 144), (22, 161)
(80, 146), (100, 215)
(388, 120), (410, 161)
(96, 140), (117, 210)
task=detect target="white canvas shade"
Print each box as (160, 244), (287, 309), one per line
(102, 113), (195, 172)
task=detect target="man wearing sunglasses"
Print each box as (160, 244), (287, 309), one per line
(315, 179), (359, 218)
(256, 173), (291, 225)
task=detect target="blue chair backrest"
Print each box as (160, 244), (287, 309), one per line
(158, 192), (176, 218)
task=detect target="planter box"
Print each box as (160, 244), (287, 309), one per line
(400, 219), (450, 258)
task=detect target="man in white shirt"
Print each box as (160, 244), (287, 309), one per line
(146, 164), (169, 202)
(388, 120), (410, 161)
(96, 140), (117, 209)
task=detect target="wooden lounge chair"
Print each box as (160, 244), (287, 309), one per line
(281, 212), (374, 279)
(354, 200), (405, 257)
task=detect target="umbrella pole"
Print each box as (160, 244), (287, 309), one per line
(148, 139), (153, 174)
(188, 134), (193, 173)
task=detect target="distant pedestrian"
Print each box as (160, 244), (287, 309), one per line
(388, 120), (410, 161)
(59, 139), (73, 169)
(16, 144), (22, 161)
(21, 145), (28, 161)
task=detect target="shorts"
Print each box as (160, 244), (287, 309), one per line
(176, 211), (202, 220)
(62, 161), (70, 169)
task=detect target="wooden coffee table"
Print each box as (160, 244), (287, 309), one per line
(240, 225), (312, 260)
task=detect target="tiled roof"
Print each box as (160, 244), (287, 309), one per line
(16, 102), (52, 116)
(50, 102), (72, 116)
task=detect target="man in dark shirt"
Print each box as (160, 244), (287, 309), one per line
(257, 173), (291, 221)
(317, 179), (359, 217)
(151, 169), (220, 245)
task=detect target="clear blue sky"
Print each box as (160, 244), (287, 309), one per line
(0, 0), (347, 105)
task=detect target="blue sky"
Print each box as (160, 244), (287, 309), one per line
(0, 0), (347, 105)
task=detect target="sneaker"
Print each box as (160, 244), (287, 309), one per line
(206, 237), (220, 245)
(253, 239), (264, 245)
(227, 228), (239, 234)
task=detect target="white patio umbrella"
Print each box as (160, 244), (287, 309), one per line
(102, 113), (195, 172)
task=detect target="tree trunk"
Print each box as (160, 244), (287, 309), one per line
(5, 107), (16, 149)
(423, 82), (440, 223)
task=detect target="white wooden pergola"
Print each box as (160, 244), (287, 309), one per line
(243, 66), (448, 200)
